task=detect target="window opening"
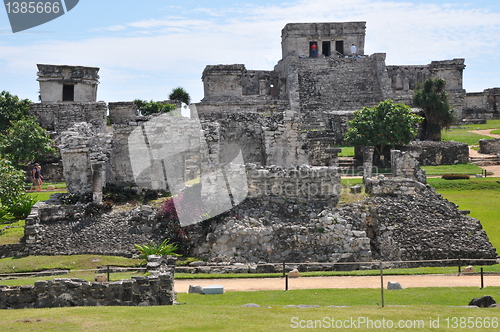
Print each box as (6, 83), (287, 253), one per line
(322, 41), (331, 56)
(335, 40), (344, 56)
(62, 84), (75, 101)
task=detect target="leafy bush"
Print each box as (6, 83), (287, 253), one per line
(60, 192), (93, 205)
(6, 193), (37, 219)
(0, 207), (13, 223)
(0, 157), (25, 207)
(134, 99), (176, 116)
(156, 184), (206, 256)
(133, 239), (179, 262)
(441, 173), (470, 180)
(103, 183), (138, 204)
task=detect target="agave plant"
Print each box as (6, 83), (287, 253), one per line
(133, 239), (179, 261)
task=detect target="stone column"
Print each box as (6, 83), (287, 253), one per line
(362, 146), (374, 183)
(92, 162), (105, 204)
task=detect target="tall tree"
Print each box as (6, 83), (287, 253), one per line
(344, 99), (423, 164)
(169, 87), (190, 105)
(0, 90), (31, 132)
(0, 116), (56, 166)
(413, 78), (455, 141)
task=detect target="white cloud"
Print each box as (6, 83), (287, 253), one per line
(1, 0), (500, 101)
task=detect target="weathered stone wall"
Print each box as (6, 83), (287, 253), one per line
(245, 164), (340, 202)
(403, 141), (469, 166)
(390, 150), (426, 183)
(29, 102), (107, 133)
(0, 256), (175, 309)
(386, 65), (429, 104)
(296, 53), (393, 115)
(194, 197), (372, 264)
(37, 64), (100, 103)
(281, 22), (366, 59)
(463, 88), (500, 121)
(24, 197), (156, 257)
(479, 138), (500, 154)
(192, 181), (496, 264)
(359, 187), (496, 262)
(59, 123), (112, 195)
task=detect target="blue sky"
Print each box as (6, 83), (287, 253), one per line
(1, 0), (500, 104)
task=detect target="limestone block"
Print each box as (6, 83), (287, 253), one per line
(387, 281), (403, 290)
(461, 265), (475, 273)
(94, 274), (107, 282)
(188, 285), (204, 294)
(288, 269), (300, 278)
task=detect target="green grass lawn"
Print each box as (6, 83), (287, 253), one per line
(428, 177), (500, 252)
(441, 129), (491, 145)
(422, 163), (483, 175)
(0, 288), (499, 331)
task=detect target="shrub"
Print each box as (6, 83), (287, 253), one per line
(103, 183), (138, 204)
(442, 173), (470, 180)
(133, 239), (179, 263)
(0, 207), (13, 223)
(0, 157), (25, 207)
(60, 192), (93, 205)
(6, 193), (37, 219)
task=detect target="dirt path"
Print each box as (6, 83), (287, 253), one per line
(469, 129), (500, 139)
(175, 274), (500, 292)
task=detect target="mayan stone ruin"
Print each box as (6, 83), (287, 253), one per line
(5, 21), (496, 268)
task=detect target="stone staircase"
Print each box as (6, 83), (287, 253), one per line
(338, 156), (363, 176)
(470, 154), (500, 166)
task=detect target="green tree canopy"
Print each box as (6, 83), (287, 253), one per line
(134, 99), (177, 116)
(0, 116), (56, 166)
(413, 78), (455, 141)
(0, 90), (31, 132)
(0, 157), (26, 207)
(344, 99), (423, 158)
(169, 87), (190, 105)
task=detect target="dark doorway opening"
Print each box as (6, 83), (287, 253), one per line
(335, 40), (344, 56)
(63, 84), (75, 101)
(322, 41), (331, 56)
(309, 41), (318, 57)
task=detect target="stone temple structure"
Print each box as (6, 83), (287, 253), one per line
(11, 22), (496, 266)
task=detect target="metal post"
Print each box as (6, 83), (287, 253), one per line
(458, 259), (461, 275)
(107, 265), (110, 282)
(481, 267), (484, 289)
(283, 261), (286, 278)
(285, 275), (289, 291)
(380, 261), (385, 308)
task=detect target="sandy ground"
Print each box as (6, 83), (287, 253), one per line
(174, 274), (500, 293)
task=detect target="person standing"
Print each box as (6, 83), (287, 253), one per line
(30, 163), (43, 191)
(311, 44), (318, 58)
(350, 44), (357, 58)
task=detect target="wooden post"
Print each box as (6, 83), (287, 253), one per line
(481, 267), (484, 289)
(380, 261), (385, 308)
(107, 265), (110, 282)
(285, 275), (289, 291)
(283, 261), (286, 278)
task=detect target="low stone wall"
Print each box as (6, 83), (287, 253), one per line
(403, 141), (469, 166)
(0, 256), (176, 309)
(24, 196), (155, 257)
(245, 164), (341, 203)
(193, 198), (372, 264)
(479, 138), (500, 154)
(365, 177), (428, 196)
